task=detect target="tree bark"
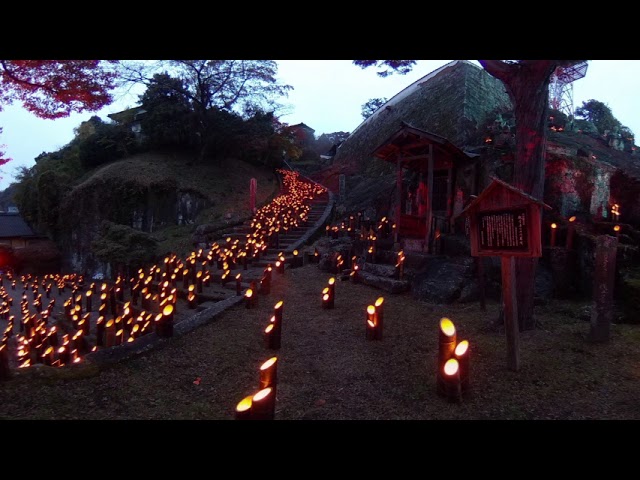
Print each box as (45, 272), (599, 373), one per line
(479, 60), (559, 331)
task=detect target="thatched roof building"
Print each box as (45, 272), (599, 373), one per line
(332, 60), (511, 172)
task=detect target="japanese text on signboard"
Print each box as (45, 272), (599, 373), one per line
(478, 208), (528, 251)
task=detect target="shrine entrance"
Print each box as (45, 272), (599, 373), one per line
(372, 122), (476, 253)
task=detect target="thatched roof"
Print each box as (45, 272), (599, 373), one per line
(333, 60), (511, 172)
(372, 122), (473, 172)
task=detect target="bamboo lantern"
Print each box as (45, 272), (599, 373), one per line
(96, 316), (105, 347)
(291, 250), (301, 269)
(251, 387), (275, 420)
(321, 287), (330, 309)
(85, 290), (92, 312)
(441, 358), (462, 403)
(159, 304), (174, 338)
(196, 271), (203, 293)
(183, 269), (190, 290)
(259, 357), (278, 392)
(454, 340), (470, 395)
(614, 225), (621, 239)
(550, 222), (557, 247)
(105, 319), (116, 347)
(374, 296), (384, 340)
(235, 395), (254, 420)
(187, 285), (197, 309)
(265, 301), (283, 350)
(235, 274), (242, 296)
(245, 288), (256, 309)
(436, 317), (457, 396)
(328, 277), (335, 308)
(365, 305), (376, 340)
(350, 264), (360, 284)
(260, 273), (271, 295)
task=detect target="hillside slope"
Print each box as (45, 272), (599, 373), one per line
(58, 152), (280, 273)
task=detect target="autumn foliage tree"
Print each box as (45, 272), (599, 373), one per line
(0, 60), (117, 173)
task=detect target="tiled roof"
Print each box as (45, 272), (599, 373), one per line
(0, 214), (36, 238)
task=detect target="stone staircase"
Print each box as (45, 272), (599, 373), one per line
(216, 190), (333, 293)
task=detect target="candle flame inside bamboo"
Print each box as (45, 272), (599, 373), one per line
(440, 318), (455, 337)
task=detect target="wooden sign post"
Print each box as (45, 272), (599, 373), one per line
(458, 178), (551, 372)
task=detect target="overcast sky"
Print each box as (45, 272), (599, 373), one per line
(1, 59), (639, 191)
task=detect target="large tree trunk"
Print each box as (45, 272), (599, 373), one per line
(479, 60), (559, 331)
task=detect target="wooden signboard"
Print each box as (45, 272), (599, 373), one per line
(462, 179), (549, 258)
(457, 178), (551, 372)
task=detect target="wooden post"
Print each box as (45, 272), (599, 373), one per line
(250, 178), (257, 214)
(477, 257), (486, 311)
(501, 256), (520, 371)
(395, 155), (402, 245)
(588, 235), (618, 343)
(425, 144), (434, 252)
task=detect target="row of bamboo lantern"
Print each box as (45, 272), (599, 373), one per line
(237, 298), (287, 419)
(549, 213), (624, 249)
(0, 170), (327, 372)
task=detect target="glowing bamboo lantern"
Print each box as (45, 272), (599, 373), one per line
(156, 304), (174, 338)
(365, 305), (376, 340)
(614, 224), (621, 238)
(454, 340), (470, 395)
(76, 318), (87, 340)
(235, 395), (254, 420)
(220, 270), (230, 287)
(367, 245), (375, 263)
(566, 216), (576, 250)
(321, 287), (331, 309)
(96, 316), (105, 347)
(245, 288), (256, 309)
(85, 289), (92, 312)
(105, 319), (116, 348)
(251, 387), (275, 420)
(395, 250), (405, 280)
(327, 277), (335, 308)
(187, 285), (197, 309)
(436, 317), (457, 396)
(350, 264), (360, 284)
(235, 273), (242, 296)
(260, 272), (271, 295)
(550, 223), (557, 247)
(374, 297), (384, 340)
(265, 301), (283, 350)
(290, 250), (301, 269)
(611, 203), (620, 222)
(47, 325), (58, 347)
(259, 357), (278, 392)
(42, 346), (54, 366)
(196, 271), (203, 292)
(441, 358), (462, 403)
(182, 269), (190, 290)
